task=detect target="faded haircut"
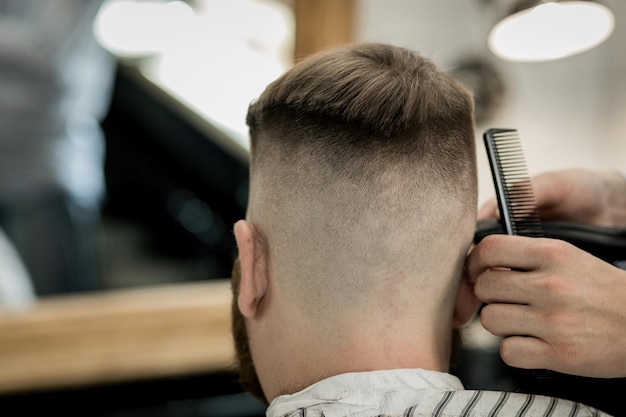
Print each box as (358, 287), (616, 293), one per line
(245, 43), (477, 317)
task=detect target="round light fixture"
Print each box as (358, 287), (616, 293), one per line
(488, 1), (615, 62)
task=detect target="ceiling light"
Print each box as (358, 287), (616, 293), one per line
(488, 1), (615, 62)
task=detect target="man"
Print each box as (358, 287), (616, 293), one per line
(230, 43), (608, 416)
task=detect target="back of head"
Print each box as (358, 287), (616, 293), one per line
(246, 42), (477, 323)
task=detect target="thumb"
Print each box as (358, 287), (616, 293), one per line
(478, 198), (500, 220)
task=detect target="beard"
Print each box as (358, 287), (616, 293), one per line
(450, 327), (462, 370)
(230, 257), (268, 404)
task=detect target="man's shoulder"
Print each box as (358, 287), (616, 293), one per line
(383, 389), (611, 417)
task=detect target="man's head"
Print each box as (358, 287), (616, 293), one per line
(231, 42), (480, 403)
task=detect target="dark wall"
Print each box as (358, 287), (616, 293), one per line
(101, 65), (249, 280)
(0, 67), (261, 416)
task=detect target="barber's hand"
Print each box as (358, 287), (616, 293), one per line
(467, 234), (626, 378)
(478, 169), (626, 227)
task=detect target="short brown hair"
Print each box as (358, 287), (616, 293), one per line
(247, 42), (474, 173)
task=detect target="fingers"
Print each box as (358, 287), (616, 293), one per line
(498, 336), (555, 371)
(467, 235), (583, 307)
(466, 234), (546, 279)
(477, 170), (565, 221)
(480, 303), (537, 336)
(480, 302), (565, 373)
(528, 171), (566, 213)
(480, 303), (559, 371)
(467, 223), (626, 378)
(477, 198), (499, 220)
(496, 324), (626, 377)
(473, 269), (535, 305)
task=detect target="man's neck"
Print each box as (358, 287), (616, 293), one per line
(258, 315), (453, 402)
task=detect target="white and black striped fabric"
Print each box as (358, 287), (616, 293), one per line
(267, 369), (611, 417)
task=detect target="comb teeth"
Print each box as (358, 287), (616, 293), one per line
(484, 128), (543, 238)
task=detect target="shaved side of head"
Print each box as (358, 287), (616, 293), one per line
(245, 43), (477, 319)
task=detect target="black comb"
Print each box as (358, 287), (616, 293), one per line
(483, 128), (543, 238)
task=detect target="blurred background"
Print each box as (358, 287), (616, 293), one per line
(0, 0), (623, 415)
(95, 0), (626, 293)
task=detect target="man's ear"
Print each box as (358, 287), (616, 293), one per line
(234, 220), (269, 318)
(452, 269), (482, 328)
